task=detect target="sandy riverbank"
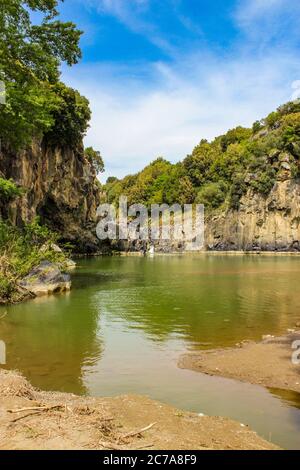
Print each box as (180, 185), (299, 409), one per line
(179, 331), (300, 393)
(0, 370), (278, 450)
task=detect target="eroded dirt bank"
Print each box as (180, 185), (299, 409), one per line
(0, 370), (278, 450)
(179, 331), (300, 393)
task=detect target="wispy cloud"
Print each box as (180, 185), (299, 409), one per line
(82, 0), (176, 55)
(95, 0), (149, 28)
(61, 0), (300, 180)
(234, 0), (300, 44)
(64, 50), (300, 179)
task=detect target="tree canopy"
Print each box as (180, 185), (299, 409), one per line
(0, 0), (90, 148)
(104, 102), (300, 212)
(84, 147), (105, 175)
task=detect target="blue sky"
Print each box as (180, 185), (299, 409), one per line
(56, 0), (300, 179)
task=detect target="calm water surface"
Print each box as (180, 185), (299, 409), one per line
(1, 254), (300, 449)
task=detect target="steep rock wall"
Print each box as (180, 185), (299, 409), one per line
(206, 179), (300, 251)
(0, 140), (101, 252)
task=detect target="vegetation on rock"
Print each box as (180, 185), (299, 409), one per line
(0, 218), (68, 304)
(0, 178), (23, 201)
(84, 147), (105, 174)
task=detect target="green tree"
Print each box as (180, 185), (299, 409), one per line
(84, 147), (105, 174)
(196, 181), (227, 210)
(0, 0), (83, 147)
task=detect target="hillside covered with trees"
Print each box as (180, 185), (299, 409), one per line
(104, 101), (300, 213)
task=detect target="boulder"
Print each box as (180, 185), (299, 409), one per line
(18, 261), (71, 297)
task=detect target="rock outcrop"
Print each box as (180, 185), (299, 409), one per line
(0, 140), (101, 252)
(18, 261), (71, 297)
(205, 179), (300, 252)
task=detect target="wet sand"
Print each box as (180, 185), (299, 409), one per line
(179, 331), (300, 393)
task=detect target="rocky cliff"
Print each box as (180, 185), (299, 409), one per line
(0, 140), (101, 253)
(206, 179), (300, 252)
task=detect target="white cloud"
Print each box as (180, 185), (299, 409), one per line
(234, 0), (300, 43)
(63, 50), (300, 180)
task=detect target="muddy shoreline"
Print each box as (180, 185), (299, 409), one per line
(0, 370), (279, 450)
(179, 331), (300, 394)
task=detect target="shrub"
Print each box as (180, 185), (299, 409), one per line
(0, 178), (23, 201)
(196, 181), (228, 210)
(84, 147), (105, 174)
(250, 168), (276, 195)
(229, 174), (248, 210)
(265, 111), (280, 129)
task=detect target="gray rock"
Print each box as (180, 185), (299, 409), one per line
(40, 243), (63, 254)
(19, 261), (71, 297)
(281, 162), (291, 171)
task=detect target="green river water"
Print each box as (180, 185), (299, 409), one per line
(1, 254), (300, 449)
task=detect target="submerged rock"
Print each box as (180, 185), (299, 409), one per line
(19, 261), (71, 297)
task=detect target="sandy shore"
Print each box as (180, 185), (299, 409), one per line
(0, 370), (279, 450)
(179, 331), (300, 393)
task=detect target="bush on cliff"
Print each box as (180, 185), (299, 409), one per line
(0, 178), (23, 201)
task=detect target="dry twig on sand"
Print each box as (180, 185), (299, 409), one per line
(8, 405), (65, 424)
(119, 422), (156, 442)
(8, 405), (64, 414)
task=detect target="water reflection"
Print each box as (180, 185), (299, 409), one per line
(75, 255), (300, 348)
(0, 293), (103, 394)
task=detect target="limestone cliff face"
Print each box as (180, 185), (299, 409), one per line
(0, 140), (101, 252)
(206, 179), (300, 252)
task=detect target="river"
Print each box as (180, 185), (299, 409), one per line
(1, 254), (300, 449)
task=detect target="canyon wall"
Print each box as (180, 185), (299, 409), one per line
(0, 140), (101, 252)
(206, 179), (300, 252)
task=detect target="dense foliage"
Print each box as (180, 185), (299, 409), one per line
(84, 147), (105, 174)
(104, 101), (300, 212)
(0, 0), (90, 148)
(0, 219), (67, 304)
